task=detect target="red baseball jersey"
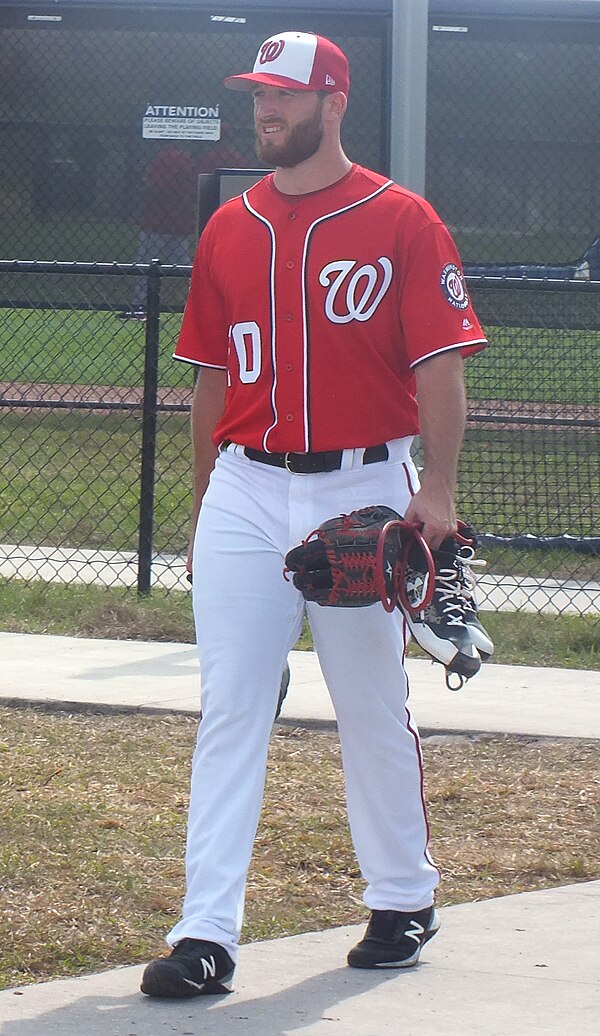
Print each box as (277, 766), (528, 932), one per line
(174, 164), (487, 452)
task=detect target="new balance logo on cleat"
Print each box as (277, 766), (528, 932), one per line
(404, 919), (425, 945)
(347, 906), (440, 969)
(140, 938), (235, 998)
(200, 955), (217, 979)
(182, 953), (220, 992)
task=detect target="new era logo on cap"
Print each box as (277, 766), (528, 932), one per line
(224, 31), (350, 95)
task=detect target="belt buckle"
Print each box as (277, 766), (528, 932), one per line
(284, 452), (311, 474)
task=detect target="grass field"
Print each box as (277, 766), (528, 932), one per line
(0, 304), (597, 629)
(1, 411), (597, 584)
(0, 411), (192, 554)
(1, 305), (598, 404)
(1, 710), (598, 990)
(458, 428), (599, 543)
(0, 578), (598, 670)
(463, 326), (599, 405)
(0, 309), (190, 389)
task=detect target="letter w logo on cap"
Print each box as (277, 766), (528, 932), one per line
(260, 39), (285, 64)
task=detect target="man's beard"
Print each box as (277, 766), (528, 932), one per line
(255, 103), (324, 168)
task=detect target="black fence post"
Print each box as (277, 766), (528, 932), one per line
(137, 259), (161, 595)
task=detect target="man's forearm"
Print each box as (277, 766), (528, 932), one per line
(188, 368), (227, 547)
(417, 353), (466, 494)
(404, 352), (467, 548)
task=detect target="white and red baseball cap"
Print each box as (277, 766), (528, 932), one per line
(224, 31), (350, 95)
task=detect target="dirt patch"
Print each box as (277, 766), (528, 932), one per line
(2, 382), (599, 429)
(0, 381), (192, 408)
(1, 709), (598, 989)
(468, 398), (600, 430)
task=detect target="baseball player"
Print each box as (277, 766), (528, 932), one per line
(141, 31), (487, 998)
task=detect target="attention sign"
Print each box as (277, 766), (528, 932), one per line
(142, 105), (221, 141)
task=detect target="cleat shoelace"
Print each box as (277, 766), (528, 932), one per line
(431, 563), (469, 626)
(455, 543), (487, 613)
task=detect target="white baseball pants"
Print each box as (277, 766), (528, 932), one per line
(167, 437), (440, 959)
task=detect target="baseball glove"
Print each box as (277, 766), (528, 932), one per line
(284, 504), (435, 615)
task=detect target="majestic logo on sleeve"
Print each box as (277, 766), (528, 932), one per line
(440, 263), (469, 310)
(319, 258), (393, 324)
(259, 39), (286, 63)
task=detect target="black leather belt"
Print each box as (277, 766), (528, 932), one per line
(222, 441), (389, 474)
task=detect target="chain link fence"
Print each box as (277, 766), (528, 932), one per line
(0, 5), (387, 306)
(0, 4), (598, 618)
(0, 261), (194, 594)
(0, 262), (598, 617)
(458, 278), (599, 617)
(427, 14), (600, 268)
(1, 7), (599, 277)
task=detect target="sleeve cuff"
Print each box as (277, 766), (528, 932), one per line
(172, 354), (227, 370)
(410, 338), (487, 368)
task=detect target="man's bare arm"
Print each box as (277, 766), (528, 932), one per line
(403, 351), (467, 550)
(186, 367), (227, 573)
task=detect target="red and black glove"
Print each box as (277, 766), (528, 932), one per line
(284, 504), (435, 615)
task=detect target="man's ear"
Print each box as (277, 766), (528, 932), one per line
(323, 91), (348, 121)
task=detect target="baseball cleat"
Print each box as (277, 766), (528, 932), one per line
(140, 938), (235, 998)
(464, 606), (495, 660)
(403, 535), (481, 683)
(347, 906), (440, 969)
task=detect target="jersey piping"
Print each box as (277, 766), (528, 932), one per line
(410, 338), (487, 368)
(172, 355), (225, 369)
(242, 191), (279, 451)
(300, 178), (394, 451)
(243, 177), (395, 453)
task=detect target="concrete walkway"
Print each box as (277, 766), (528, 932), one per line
(0, 631), (598, 738)
(0, 632), (598, 1034)
(1, 883), (598, 1036)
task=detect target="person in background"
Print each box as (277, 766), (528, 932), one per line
(119, 134), (244, 320)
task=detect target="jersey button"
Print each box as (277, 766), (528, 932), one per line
(286, 260), (295, 270)
(284, 313), (293, 322)
(285, 363), (293, 372)
(289, 211), (297, 220)
(286, 413), (294, 422)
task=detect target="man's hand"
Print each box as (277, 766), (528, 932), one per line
(403, 482), (456, 551)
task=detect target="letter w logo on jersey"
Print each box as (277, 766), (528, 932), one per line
(319, 258), (393, 324)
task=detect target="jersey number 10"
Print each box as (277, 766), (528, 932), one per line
(230, 321), (262, 384)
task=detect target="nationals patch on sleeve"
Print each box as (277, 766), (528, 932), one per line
(440, 262), (469, 310)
